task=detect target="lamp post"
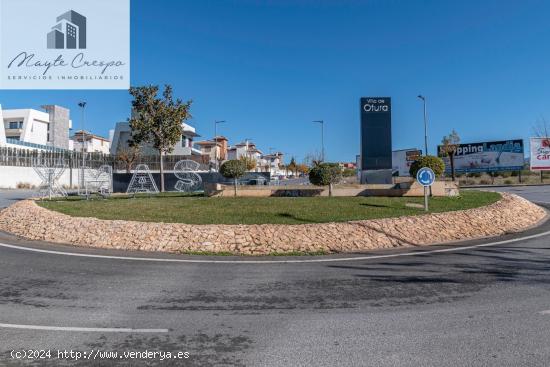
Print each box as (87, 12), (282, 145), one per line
(214, 120), (226, 170)
(417, 95), (428, 156)
(78, 101), (87, 195)
(312, 120), (325, 162)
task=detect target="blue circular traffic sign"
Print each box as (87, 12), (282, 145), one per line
(416, 167), (435, 187)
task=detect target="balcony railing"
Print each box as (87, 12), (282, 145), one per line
(5, 138), (69, 152)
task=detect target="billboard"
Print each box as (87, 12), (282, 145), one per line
(530, 137), (550, 171)
(437, 139), (524, 173)
(392, 148), (421, 176)
(360, 97), (392, 171)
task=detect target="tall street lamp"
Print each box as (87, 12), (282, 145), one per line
(78, 101), (87, 194)
(214, 120), (226, 170)
(417, 95), (428, 156)
(312, 120), (325, 162)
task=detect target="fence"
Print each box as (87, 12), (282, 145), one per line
(0, 146), (211, 171)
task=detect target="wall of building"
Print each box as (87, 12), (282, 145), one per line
(3, 109), (50, 145)
(0, 166), (86, 189)
(1, 107), (72, 150)
(72, 138), (110, 154)
(43, 105), (71, 150)
(110, 121), (200, 156)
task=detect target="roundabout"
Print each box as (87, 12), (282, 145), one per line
(0, 191), (544, 256)
(1, 189), (550, 366)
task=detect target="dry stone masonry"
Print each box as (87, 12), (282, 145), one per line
(0, 193), (545, 255)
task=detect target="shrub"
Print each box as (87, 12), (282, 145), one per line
(220, 160), (247, 196)
(468, 172), (482, 178)
(309, 163), (342, 197)
(16, 182), (33, 189)
(504, 179), (514, 185)
(342, 168), (356, 177)
(409, 155), (445, 178)
(459, 178), (475, 186)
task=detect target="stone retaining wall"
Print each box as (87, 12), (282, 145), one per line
(0, 193), (545, 255)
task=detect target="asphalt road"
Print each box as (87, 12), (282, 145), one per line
(0, 190), (36, 209)
(1, 187), (550, 366)
(475, 185), (550, 204)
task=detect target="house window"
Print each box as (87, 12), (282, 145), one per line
(8, 121), (23, 129)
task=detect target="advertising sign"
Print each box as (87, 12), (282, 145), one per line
(530, 137), (550, 171)
(392, 148), (421, 177)
(0, 0), (130, 89)
(360, 97), (392, 171)
(437, 139), (524, 173)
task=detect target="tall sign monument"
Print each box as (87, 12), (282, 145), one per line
(360, 97), (392, 183)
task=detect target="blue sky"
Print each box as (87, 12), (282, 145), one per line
(1, 0), (549, 162)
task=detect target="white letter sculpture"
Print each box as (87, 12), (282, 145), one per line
(82, 165), (113, 198)
(127, 164), (159, 194)
(33, 158), (68, 199)
(174, 160), (202, 192)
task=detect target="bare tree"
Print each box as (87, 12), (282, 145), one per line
(303, 151), (323, 167)
(116, 146), (141, 173)
(533, 116), (550, 138)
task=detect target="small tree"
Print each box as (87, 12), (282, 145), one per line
(308, 163), (342, 197)
(239, 155), (257, 171)
(116, 146), (141, 173)
(342, 168), (356, 177)
(297, 164), (309, 175)
(287, 157), (298, 176)
(440, 130), (461, 181)
(220, 159), (247, 196)
(128, 84), (192, 192)
(409, 155), (445, 178)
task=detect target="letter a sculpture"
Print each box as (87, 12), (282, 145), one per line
(173, 160), (202, 192)
(126, 164), (159, 194)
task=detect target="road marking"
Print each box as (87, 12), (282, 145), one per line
(1, 228), (550, 264)
(539, 310), (550, 315)
(0, 323), (168, 333)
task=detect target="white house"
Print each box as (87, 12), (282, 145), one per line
(110, 121), (201, 156)
(0, 105), (72, 151)
(71, 130), (110, 154)
(227, 141), (263, 161)
(226, 140), (285, 175)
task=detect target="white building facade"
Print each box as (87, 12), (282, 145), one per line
(0, 105), (72, 151)
(110, 121), (201, 156)
(71, 130), (110, 154)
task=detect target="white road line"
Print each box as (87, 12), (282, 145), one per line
(539, 310), (550, 315)
(1, 228), (550, 264)
(0, 323), (168, 333)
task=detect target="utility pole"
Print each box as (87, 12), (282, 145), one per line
(417, 95), (428, 156)
(312, 120), (325, 162)
(78, 101), (87, 195)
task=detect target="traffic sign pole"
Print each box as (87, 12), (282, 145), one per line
(424, 186), (428, 211)
(416, 167), (435, 212)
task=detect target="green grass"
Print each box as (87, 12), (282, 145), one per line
(37, 190), (501, 225)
